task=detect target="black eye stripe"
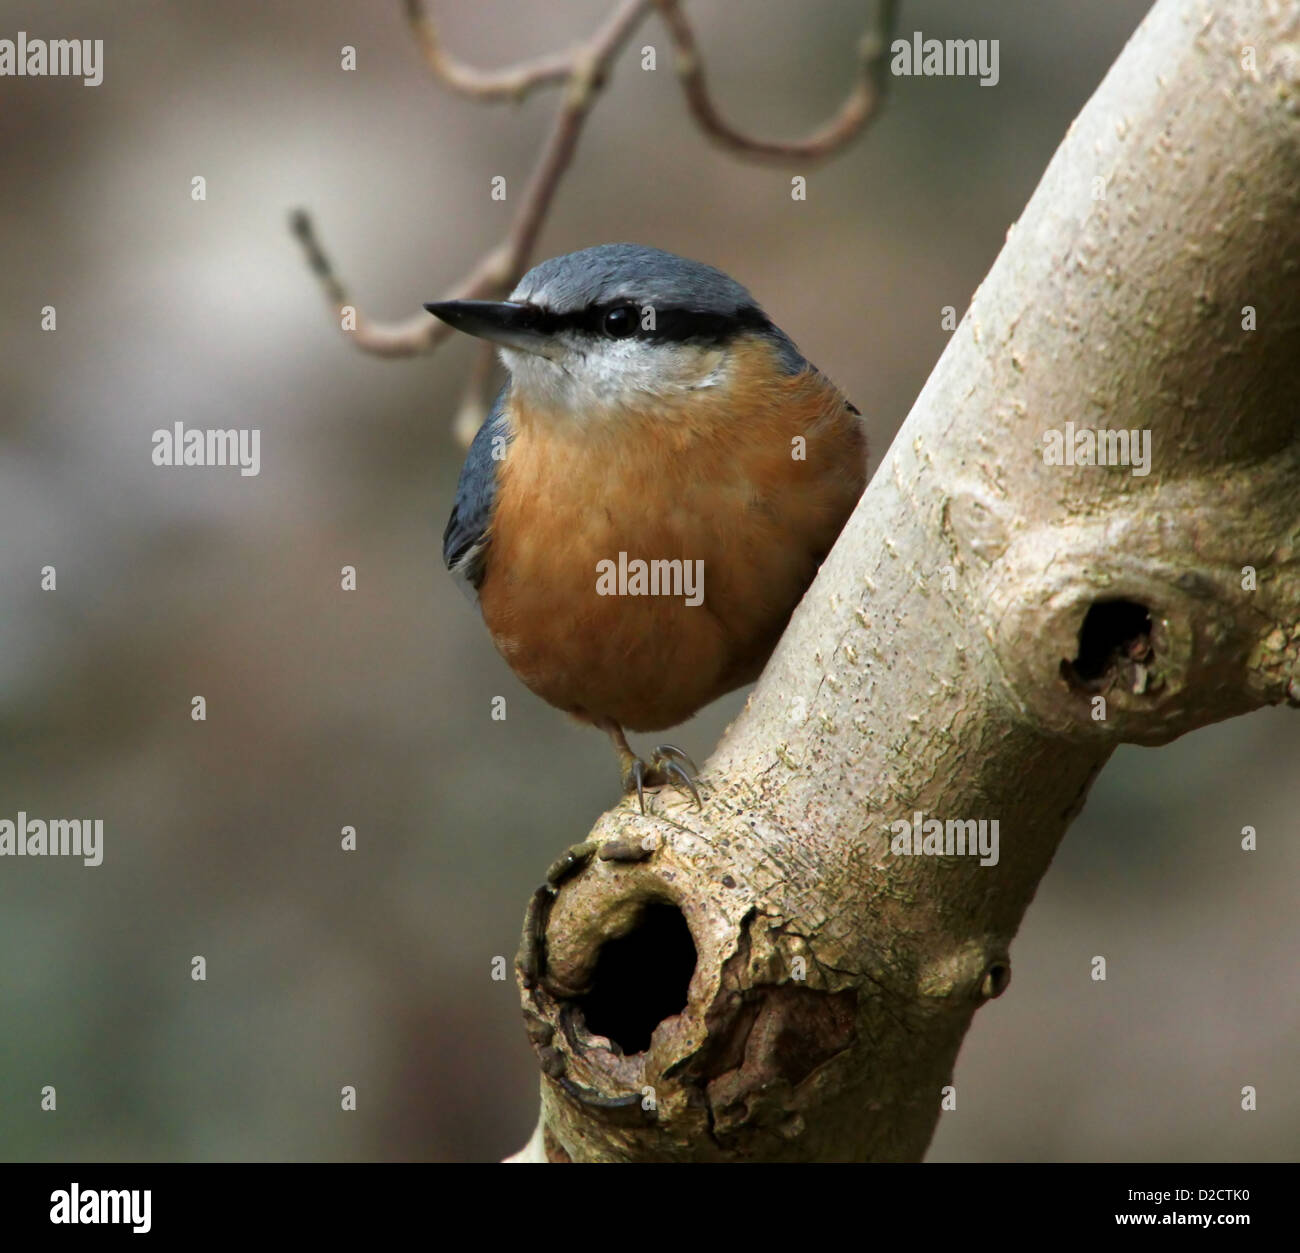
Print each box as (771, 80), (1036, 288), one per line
(527, 302), (772, 344)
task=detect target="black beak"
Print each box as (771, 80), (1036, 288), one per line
(424, 300), (552, 355)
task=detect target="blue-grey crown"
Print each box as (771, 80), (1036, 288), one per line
(510, 243), (759, 318)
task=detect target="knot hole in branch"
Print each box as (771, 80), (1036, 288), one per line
(1060, 598), (1157, 694)
(977, 961), (1011, 1002)
(573, 903), (696, 1055)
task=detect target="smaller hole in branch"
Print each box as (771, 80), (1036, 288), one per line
(1061, 599), (1154, 692)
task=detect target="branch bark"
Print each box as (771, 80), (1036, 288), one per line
(514, 0), (1300, 1162)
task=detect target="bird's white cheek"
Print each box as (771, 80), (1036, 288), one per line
(504, 341), (731, 424)
(499, 349), (572, 410)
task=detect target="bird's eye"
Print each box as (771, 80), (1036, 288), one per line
(602, 305), (636, 338)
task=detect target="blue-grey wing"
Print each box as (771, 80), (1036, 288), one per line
(767, 323), (861, 413)
(443, 388), (512, 598)
(766, 323), (813, 376)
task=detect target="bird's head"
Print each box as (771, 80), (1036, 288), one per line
(426, 243), (802, 427)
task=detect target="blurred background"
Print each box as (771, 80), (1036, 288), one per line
(1, 0), (1295, 1162)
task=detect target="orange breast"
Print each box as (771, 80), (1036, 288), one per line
(477, 337), (866, 732)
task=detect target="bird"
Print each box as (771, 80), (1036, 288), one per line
(427, 243), (867, 810)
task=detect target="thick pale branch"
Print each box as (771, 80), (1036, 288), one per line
(516, 0), (1300, 1162)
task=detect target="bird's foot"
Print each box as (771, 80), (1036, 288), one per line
(621, 744), (702, 813)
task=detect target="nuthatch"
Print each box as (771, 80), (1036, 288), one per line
(428, 244), (866, 809)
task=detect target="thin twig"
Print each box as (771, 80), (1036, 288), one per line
(292, 0), (652, 374)
(293, 0), (895, 436)
(654, 0), (899, 161)
(404, 0), (580, 102)
(290, 211), (503, 358)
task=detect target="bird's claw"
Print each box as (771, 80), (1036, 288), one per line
(653, 743), (698, 777)
(656, 756), (702, 810)
(621, 744), (702, 813)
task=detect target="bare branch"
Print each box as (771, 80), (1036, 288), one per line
(292, 0), (653, 381)
(292, 0), (894, 440)
(290, 209), (493, 358)
(653, 0), (898, 161)
(403, 0), (574, 101)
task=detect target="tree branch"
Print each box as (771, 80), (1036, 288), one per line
(293, 1), (893, 441)
(653, 0), (898, 160)
(403, 0), (575, 101)
(513, 0), (1300, 1161)
(291, 0), (653, 371)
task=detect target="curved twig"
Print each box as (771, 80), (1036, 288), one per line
(654, 0), (898, 161)
(293, 0), (653, 375)
(293, 0), (895, 433)
(403, 0), (574, 101)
